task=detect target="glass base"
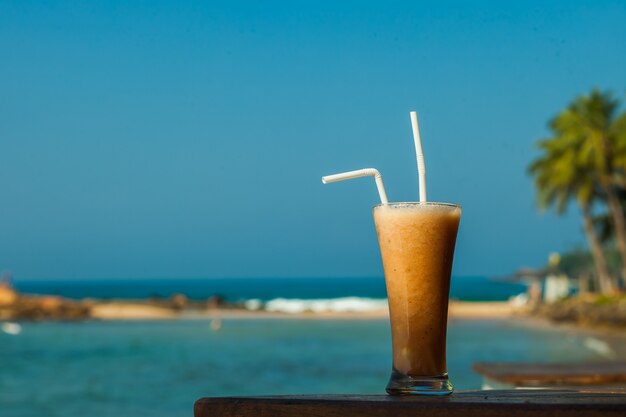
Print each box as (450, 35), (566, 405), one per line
(386, 370), (453, 396)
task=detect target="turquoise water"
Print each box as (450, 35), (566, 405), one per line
(1, 318), (623, 417)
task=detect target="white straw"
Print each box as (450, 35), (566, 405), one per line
(410, 111), (427, 202)
(322, 168), (388, 204)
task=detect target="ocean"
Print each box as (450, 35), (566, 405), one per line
(13, 275), (526, 302)
(2, 277), (623, 417)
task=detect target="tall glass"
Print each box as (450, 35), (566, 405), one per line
(373, 202), (461, 395)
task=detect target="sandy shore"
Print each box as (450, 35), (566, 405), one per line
(91, 303), (179, 320)
(90, 300), (515, 320)
(449, 301), (514, 318)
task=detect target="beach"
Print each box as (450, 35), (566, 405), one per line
(89, 300), (515, 320)
(8, 276), (527, 321)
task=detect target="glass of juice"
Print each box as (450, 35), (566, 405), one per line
(373, 202), (461, 395)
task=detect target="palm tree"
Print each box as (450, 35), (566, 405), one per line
(529, 137), (616, 294)
(550, 90), (626, 287)
(609, 105), (626, 186)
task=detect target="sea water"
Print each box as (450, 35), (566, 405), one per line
(14, 276), (526, 302)
(2, 277), (623, 417)
(1, 318), (624, 417)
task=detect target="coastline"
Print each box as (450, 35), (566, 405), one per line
(89, 300), (515, 321)
(1, 282), (523, 322)
(4, 282), (624, 337)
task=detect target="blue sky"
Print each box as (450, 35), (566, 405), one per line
(1, 1), (625, 280)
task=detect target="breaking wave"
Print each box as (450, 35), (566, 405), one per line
(245, 297), (388, 314)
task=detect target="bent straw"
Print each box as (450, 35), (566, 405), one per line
(410, 111), (427, 202)
(322, 168), (388, 204)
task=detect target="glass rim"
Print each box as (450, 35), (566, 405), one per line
(373, 201), (461, 209)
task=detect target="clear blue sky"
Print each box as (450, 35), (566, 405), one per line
(1, 1), (625, 280)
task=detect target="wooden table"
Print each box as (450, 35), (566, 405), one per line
(473, 362), (626, 389)
(194, 390), (626, 417)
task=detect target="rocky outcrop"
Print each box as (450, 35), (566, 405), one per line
(8, 296), (92, 320)
(535, 296), (626, 328)
(0, 281), (242, 321)
(0, 283), (92, 320)
(0, 282), (18, 307)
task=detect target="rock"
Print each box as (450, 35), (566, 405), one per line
(0, 282), (18, 307)
(536, 296), (626, 328)
(7, 295), (91, 320)
(169, 293), (189, 310)
(206, 295), (226, 309)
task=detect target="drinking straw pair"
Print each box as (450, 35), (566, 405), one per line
(322, 112), (427, 204)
